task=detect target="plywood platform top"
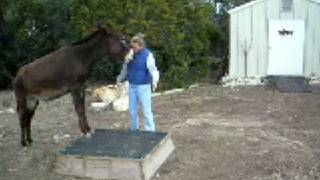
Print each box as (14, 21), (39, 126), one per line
(60, 129), (168, 159)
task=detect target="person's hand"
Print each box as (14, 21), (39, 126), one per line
(124, 49), (133, 63)
(152, 83), (157, 92)
(116, 75), (122, 85)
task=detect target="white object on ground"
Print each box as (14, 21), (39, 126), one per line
(189, 84), (199, 89)
(92, 86), (118, 105)
(152, 92), (162, 97)
(222, 75), (264, 87)
(91, 81), (129, 112)
(152, 86), (193, 97)
(4, 108), (15, 114)
(309, 76), (320, 85)
(111, 81), (129, 111)
(112, 96), (129, 112)
(223, 75), (320, 87)
(90, 102), (109, 112)
(64, 134), (71, 138)
(53, 134), (60, 143)
(163, 88), (184, 95)
(92, 81), (194, 111)
(7, 168), (18, 172)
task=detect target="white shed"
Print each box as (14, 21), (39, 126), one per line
(228, 0), (320, 82)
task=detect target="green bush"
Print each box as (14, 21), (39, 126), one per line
(0, 0), (223, 90)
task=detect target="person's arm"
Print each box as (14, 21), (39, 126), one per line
(147, 52), (160, 91)
(116, 63), (128, 84)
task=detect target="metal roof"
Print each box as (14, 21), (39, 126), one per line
(228, 0), (320, 14)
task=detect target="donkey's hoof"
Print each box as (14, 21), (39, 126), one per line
(21, 146), (28, 152)
(21, 140), (27, 147)
(86, 126), (93, 133)
(27, 139), (33, 147)
(84, 133), (92, 139)
(89, 128), (95, 135)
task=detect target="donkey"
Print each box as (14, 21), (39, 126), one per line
(13, 25), (129, 146)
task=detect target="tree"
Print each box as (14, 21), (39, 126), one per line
(0, 0), (223, 89)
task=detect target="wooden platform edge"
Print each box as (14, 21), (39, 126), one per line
(55, 134), (175, 180)
(55, 155), (142, 179)
(141, 135), (175, 180)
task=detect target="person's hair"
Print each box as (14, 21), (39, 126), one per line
(131, 33), (145, 46)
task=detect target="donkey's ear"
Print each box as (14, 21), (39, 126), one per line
(90, 27), (99, 32)
(96, 23), (112, 34)
(120, 26), (128, 35)
(104, 26), (112, 34)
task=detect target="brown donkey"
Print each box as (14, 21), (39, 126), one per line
(14, 25), (129, 146)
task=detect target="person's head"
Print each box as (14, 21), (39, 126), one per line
(130, 33), (145, 53)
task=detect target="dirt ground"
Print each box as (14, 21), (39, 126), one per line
(0, 84), (320, 180)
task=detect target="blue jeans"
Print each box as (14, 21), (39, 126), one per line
(129, 83), (155, 131)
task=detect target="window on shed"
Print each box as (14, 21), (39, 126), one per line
(282, 0), (293, 12)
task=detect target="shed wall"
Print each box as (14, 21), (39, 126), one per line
(229, 0), (320, 78)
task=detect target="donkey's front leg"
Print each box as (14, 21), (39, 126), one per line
(71, 88), (91, 135)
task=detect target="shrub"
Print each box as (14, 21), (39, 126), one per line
(0, 0), (222, 90)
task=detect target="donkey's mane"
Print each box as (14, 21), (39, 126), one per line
(71, 30), (101, 46)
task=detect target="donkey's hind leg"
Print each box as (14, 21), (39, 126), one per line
(16, 94), (39, 146)
(25, 97), (39, 144)
(15, 90), (28, 146)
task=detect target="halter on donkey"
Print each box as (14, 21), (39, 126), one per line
(14, 25), (129, 146)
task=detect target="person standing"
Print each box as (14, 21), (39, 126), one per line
(117, 33), (159, 132)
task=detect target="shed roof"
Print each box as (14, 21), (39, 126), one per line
(228, 0), (320, 14)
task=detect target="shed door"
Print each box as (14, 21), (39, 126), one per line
(267, 20), (305, 76)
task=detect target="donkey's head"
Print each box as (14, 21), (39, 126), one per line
(96, 25), (129, 60)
